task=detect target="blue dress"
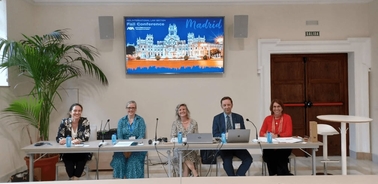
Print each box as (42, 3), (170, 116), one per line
(110, 114), (146, 179)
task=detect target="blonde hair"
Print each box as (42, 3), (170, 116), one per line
(175, 103), (190, 120)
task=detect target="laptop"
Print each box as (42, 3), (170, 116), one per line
(186, 133), (214, 144)
(227, 129), (250, 143)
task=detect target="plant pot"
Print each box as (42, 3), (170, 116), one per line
(24, 154), (59, 181)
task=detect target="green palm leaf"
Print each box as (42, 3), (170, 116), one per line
(3, 98), (42, 130)
(0, 29), (108, 141)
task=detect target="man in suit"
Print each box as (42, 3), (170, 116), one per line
(212, 96), (253, 176)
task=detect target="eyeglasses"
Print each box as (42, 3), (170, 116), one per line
(126, 107), (136, 110)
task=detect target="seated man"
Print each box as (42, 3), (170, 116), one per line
(212, 96), (253, 176)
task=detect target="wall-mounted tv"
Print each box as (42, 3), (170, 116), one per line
(124, 16), (224, 74)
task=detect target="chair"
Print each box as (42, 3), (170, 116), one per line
(168, 149), (200, 177)
(55, 159), (93, 180)
(198, 151), (218, 177)
(216, 156), (251, 176)
(145, 152), (150, 178)
(317, 124), (340, 175)
(262, 153), (297, 176)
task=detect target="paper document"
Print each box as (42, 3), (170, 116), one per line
(114, 141), (134, 147)
(255, 137), (278, 143)
(275, 137), (303, 143)
(255, 137), (302, 143)
(170, 138), (187, 143)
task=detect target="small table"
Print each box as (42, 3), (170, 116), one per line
(317, 115), (372, 175)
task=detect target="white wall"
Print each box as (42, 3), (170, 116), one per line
(0, 0), (8, 86)
(369, 0), (378, 163)
(23, 2), (370, 141)
(1, 0), (378, 180)
(0, 0), (36, 181)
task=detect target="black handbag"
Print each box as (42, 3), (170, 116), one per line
(87, 153), (93, 161)
(8, 170), (36, 182)
(200, 150), (219, 164)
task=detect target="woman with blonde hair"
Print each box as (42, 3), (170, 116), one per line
(170, 103), (199, 177)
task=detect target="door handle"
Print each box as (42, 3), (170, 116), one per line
(304, 101), (313, 108)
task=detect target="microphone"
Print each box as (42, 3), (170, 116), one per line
(106, 119), (110, 131)
(246, 118), (259, 140)
(99, 119), (110, 146)
(246, 118), (263, 155)
(153, 118), (159, 145)
(155, 118), (158, 141)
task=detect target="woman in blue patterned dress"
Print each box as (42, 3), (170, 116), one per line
(110, 100), (146, 179)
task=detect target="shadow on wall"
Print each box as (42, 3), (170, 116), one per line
(0, 88), (34, 182)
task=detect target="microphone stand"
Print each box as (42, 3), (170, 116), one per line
(96, 119), (109, 179)
(246, 118), (258, 140)
(153, 118), (159, 145)
(99, 119), (110, 146)
(246, 118), (263, 154)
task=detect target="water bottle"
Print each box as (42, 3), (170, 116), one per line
(221, 132), (227, 143)
(267, 132), (273, 143)
(111, 134), (117, 145)
(66, 135), (71, 147)
(178, 132), (183, 144)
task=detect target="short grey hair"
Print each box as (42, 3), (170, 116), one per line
(126, 100), (137, 108)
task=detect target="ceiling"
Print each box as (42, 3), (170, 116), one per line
(29, 0), (373, 5)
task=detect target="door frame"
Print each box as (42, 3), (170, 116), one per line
(258, 38), (371, 158)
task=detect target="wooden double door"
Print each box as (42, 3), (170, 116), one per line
(270, 53), (349, 156)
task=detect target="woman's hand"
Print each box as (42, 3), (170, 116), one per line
(264, 132), (279, 138)
(72, 139), (81, 144)
(59, 138), (66, 145)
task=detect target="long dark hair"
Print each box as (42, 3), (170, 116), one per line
(68, 103), (83, 118)
(269, 99), (285, 115)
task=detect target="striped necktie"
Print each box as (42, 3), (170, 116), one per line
(226, 115), (232, 131)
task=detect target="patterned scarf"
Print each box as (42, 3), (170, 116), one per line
(271, 115), (283, 134)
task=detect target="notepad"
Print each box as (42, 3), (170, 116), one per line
(275, 137), (302, 143)
(256, 137), (278, 143)
(114, 141), (134, 147)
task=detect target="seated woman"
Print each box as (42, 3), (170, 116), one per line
(56, 103), (91, 180)
(259, 99), (293, 176)
(170, 103), (199, 177)
(110, 100), (146, 179)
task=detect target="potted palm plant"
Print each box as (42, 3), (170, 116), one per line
(0, 29), (108, 181)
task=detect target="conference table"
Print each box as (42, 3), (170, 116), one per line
(317, 115), (373, 175)
(22, 139), (322, 181)
(18, 175), (378, 184)
(22, 139), (172, 181)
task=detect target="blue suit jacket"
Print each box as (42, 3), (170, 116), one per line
(212, 112), (245, 137)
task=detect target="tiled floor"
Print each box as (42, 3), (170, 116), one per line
(57, 155), (378, 180)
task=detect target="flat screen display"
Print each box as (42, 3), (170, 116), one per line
(124, 16), (224, 74)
